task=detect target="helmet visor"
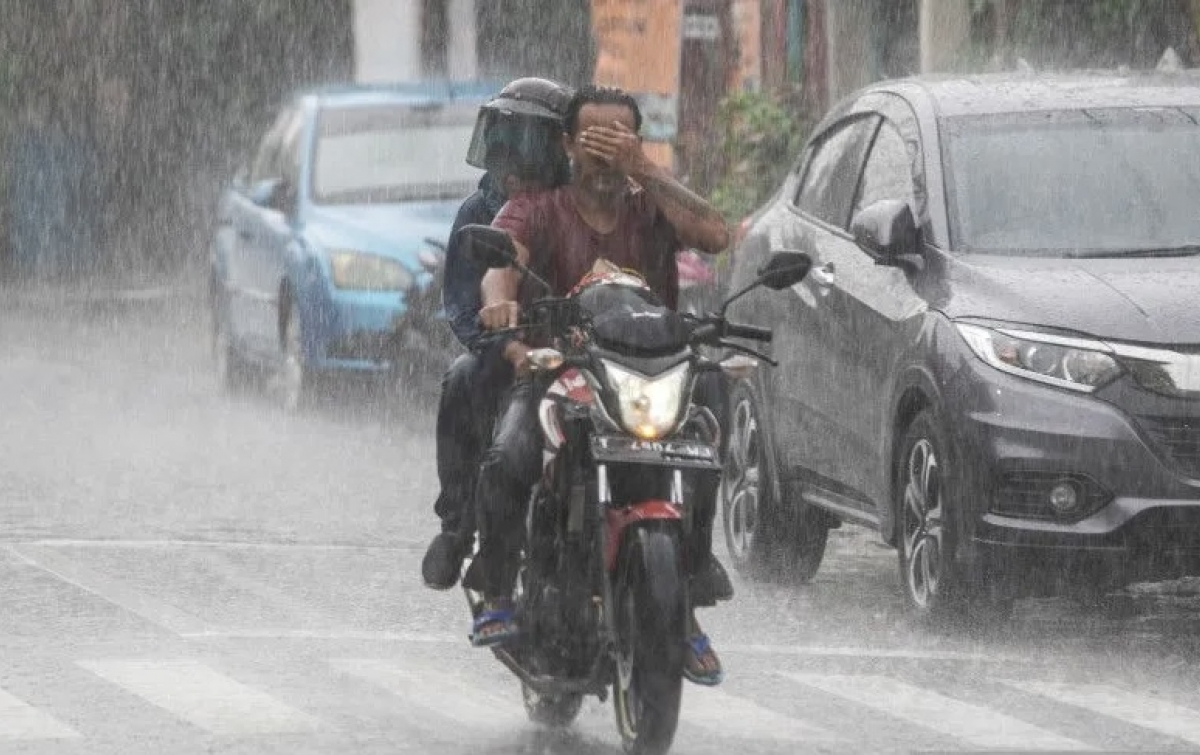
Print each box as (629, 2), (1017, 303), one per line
(465, 110), (563, 175)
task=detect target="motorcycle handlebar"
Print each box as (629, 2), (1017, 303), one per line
(724, 322), (773, 343)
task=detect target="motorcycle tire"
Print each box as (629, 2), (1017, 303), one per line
(612, 526), (685, 755)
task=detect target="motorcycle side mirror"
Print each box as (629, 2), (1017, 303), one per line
(758, 252), (812, 290)
(454, 224), (517, 269)
(718, 250), (813, 316)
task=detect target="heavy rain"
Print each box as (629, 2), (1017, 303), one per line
(3, 2), (1200, 754)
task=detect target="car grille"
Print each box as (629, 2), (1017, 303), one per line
(1137, 415), (1200, 478)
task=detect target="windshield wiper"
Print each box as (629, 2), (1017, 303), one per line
(1065, 245), (1200, 259)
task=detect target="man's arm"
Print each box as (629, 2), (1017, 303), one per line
(580, 123), (730, 255)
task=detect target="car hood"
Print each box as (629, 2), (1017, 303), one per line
(304, 201), (462, 264)
(941, 254), (1200, 344)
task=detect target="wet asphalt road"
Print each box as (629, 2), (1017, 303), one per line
(3, 288), (1200, 755)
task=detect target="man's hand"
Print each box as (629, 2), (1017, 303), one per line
(502, 340), (532, 377)
(579, 121), (648, 175)
(479, 300), (520, 330)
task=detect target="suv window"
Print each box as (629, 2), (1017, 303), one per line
(854, 120), (915, 215)
(794, 117), (878, 228)
(249, 106), (299, 184)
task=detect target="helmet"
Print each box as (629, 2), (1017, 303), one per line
(466, 77), (573, 177)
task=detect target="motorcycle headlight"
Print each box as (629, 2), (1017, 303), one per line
(955, 323), (1122, 392)
(602, 360), (690, 441)
(329, 250), (414, 292)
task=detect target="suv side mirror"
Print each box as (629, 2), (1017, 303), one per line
(249, 177), (295, 215)
(851, 199), (919, 261)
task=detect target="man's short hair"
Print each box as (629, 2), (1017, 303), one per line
(563, 85), (643, 137)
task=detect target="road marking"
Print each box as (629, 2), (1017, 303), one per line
(184, 628), (464, 642)
(0, 687), (80, 740)
(1005, 680), (1200, 747)
(783, 673), (1093, 751)
(78, 659), (320, 735)
(682, 686), (837, 743)
(722, 643), (1019, 662)
(330, 658), (524, 730)
(18, 539), (418, 553)
(5, 544), (208, 636)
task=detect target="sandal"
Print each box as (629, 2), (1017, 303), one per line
(683, 632), (724, 686)
(470, 600), (518, 647)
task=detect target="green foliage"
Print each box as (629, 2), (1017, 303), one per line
(704, 87), (814, 226)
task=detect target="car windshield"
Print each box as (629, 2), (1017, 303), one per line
(945, 107), (1200, 256)
(311, 102), (483, 204)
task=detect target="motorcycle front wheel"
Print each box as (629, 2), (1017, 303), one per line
(612, 527), (686, 755)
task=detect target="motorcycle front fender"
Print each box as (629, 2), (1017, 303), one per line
(604, 501), (682, 573)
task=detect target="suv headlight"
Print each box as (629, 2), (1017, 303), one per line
(329, 250), (414, 291)
(602, 360), (690, 440)
(955, 323), (1122, 392)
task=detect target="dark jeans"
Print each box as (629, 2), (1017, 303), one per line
(433, 350), (511, 539)
(474, 372), (724, 601)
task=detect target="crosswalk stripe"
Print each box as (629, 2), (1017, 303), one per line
(78, 659), (320, 735)
(1005, 680), (1200, 747)
(0, 687), (80, 740)
(682, 686), (837, 743)
(330, 658), (525, 730)
(782, 673), (1094, 751)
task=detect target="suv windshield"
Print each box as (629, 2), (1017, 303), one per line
(312, 102), (482, 204)
(945, 107), (1200, 256)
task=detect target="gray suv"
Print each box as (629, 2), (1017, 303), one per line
(721, 71), (1200, 621)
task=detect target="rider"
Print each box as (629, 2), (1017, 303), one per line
(471, 84), (733, 686)
(421, 77), (574, 590)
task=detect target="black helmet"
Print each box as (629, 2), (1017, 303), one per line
(466, 77), (574, 174)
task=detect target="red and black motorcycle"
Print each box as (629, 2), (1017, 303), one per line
(455, 224), (810, 755)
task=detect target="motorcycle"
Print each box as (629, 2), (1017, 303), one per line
(454, 224), (811, 755)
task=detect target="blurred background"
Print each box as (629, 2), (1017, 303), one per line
(1, 0), (1197, 287)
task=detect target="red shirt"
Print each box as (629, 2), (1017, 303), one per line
(492, 185), (681, 310)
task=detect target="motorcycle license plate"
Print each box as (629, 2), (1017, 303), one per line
(590, 436), (721, 469)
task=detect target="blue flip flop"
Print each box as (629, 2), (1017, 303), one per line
(471, 605), (519, 647)
(682, 633), (724, 686)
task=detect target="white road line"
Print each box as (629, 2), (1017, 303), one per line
(330, 658), (524, 730)
(722, 643), (1019, 662)
(19, 539), (416, 552)
(6, 544), (208, 636)
(682, 686), (837, 743)
(1005, 680), (1200, 747)
(78, 659), (321, 735)
(783, 673), (1094, 751)
(0, 687), (80, 740)
(183, 628), (464, 642)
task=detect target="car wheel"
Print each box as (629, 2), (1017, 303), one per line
(210, 291), (252, 396)
(721, 379), (828, 583)
(279, 299), (312, 412)
(895, 409), (1011, 625)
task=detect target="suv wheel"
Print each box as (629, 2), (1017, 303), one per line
(721, 379), (828, 582)
(896, 409), (1011, 624)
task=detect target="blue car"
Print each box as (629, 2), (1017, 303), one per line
(208, 81), (498, 409)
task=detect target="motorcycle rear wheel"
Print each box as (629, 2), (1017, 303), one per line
(612, 527), (685, 755)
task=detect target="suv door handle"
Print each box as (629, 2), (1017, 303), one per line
(811, 262), (836, 287)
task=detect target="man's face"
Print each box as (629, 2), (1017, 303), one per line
(565, 102), (637, 198)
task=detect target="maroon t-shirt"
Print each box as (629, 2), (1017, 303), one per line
(492, 185), (681, 310)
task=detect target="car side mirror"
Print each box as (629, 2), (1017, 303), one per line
(249, 178), (294, 215)
(454, 224), (518, 269)
(851, 199), (919, 261)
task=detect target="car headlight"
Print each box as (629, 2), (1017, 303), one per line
(329, 250), (414, 291)
(602, 360), (690, 441)
(955, 323), (1122, 392)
